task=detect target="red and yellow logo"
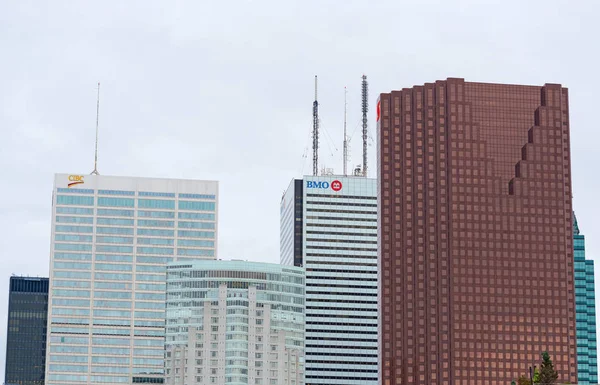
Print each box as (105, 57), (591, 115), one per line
(68, 175), (84, 188)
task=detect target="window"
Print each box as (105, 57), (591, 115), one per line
(139, 211), (175, 218)
(57, 188), (94, 194)
(98, 197), (134, 207)
(178, 221), (215, 229)
(140, 191), (175, 197)
(178, 212), (215, 220)
(56, 216), (94, 224)
(97, 208), (135, 217)
(177, 248), (214, 257)
(138, 220), (174, 228)
(56, 195), (94, 206)
(177, 230), (215, 239)
(138, 238), (174, 246)
(96, 245), (133, 253)
(56, 207), (93, 215)
(97, 218), (134, 226)
(97, 227), (134, 235)
(55, 225), (93, 233)
(98, 189), (135, 196)
(178, 201), (216, 211)
(96, 236), (134, 244)
(138, 199), (175, 209)
(138, 229), (174, 237)
(137, 247), (174, 255)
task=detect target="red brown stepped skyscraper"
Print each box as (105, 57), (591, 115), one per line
(377, 78), (577, 385)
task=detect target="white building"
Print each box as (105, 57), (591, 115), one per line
(45, 173), (218, 385)
(165, 260), (305, 385)
(280, 176), (378, 385)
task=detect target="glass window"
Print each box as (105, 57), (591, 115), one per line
(178, 221), (215, 229)
(177, 230), (215, 239)
(139, 191), (175, 197)
(138, 228), (174, 237)
(52, 308), (90, 316)
(56, 216), (94, 224)
(97, 208), (134, 217)
(135, 302), (164, 309)
(93, 309), (131, 318)
(57, 188), (94, 194)
(55, 234), (93, 243)
(98, 189), (135, 196)
(53, 280), (91, 288)
(138, 219), (174, 228)
(136, 274), (164, 282)
(138, 198), (175, 209)
(93, 300), (131, 308)
(134, 311), (164, 319)
(49, 364), (88, 373)
(91, 356), (130, 364)
(55, 243), (93, 252)
(50, 345), (88, 354)
(54, 271), (91, 279)
(135, 264), (165, 273)
(96, 227), (134, 235)
(54, 253), (92, 261)
(137, 256), (172, 264)
(134, 339), (164, 347)
(179, 193), (215, 200)
(177, 248), (214, 257)
(96, 245), (133, 253)
(178, 239), (214, 248)
(55, 225), (93, 233)
(56, 207), (94, 215)
(132, 358), (164, 366)
(96, 236), (134, 244)
(53, 261), (91, 270)
(56, 195), (94, 206)
(92, 347), (130, 355)
(95, 263), (133, 272)
(92, 337), (130, 345)
(52, 298), (90, 307)
(94, 282), (131, 290)
(135, 292), (164, 300)
(134, 348), (164, 356)
(94, 272), (132, 281)
(137, 247), (174, 255)
(97, 218), (134, 226)
(98, 197), (134, 207)
(95, 254), (133, 262)
(137, 238), (174, 246)
(136, 283), (166, 292)
(95, 291), (132, 299)
(138, 210), (175, 218)
(178, 201), (216, 211)
(53, 289), (91, 297)
(178, 212), (215, 220)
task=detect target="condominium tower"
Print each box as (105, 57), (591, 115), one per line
(164, 260), (305, 385)
(280, 176), (378, 384)
(4, 276), (49, 385)
(45, 173), (218, 385)
(377, 79), (578, 384)
(573, 212), (598, 384)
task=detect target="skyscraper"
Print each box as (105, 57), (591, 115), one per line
(377, 79), (578, 384)
(45, 173), (218, 385)
(164, 260), (305, 385)
(573, 212), (598, 384)
(281, 176), (378, 385)
(4, 276), (49, 385)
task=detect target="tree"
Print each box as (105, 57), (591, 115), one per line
(537, 351), (559, 384)
(517, 375), (531, 385)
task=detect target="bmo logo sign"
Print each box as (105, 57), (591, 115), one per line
(306, 179), (343, 192)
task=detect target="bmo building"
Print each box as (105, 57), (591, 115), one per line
(280, 176), (378, 385)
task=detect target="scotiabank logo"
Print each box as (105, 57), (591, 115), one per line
(306, 180), (343, 191)
(68, 175), (84, 188)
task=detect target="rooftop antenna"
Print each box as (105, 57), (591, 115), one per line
(343, 87), (348, 176)
(361, 75), (368, 177)
(91, 82), (100, 175)
(312, 75), (319, 176)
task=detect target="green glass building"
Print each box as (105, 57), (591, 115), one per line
(574, 212), (598, 384)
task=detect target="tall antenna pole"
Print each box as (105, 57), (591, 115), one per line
(361, 75), (368, 177)
(312, 76), (319, 176)
(343, 87), (348, 176)
(91, 82), (100, 175)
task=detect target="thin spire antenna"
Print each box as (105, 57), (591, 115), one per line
(312, 76), (319, 176)
(361, 75), (368, 177)
(91, 82), (100, 175)
(343, 87), (348, 176)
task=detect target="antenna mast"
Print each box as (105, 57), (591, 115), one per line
(343, 87), (348, 176)
(91, 82), (100, 175)
(361, 75), (368, 177)
(312, 76), (319, 176)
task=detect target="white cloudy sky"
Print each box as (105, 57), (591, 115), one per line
(1, 0), (599, 378)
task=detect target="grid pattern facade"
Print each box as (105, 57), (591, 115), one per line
(281, 176), (378, 385)
(45, 173), (218, 385)
(4, 276), (49, 385)
(164, 260), (305, 385)
(377, 78), (577, 385)
(574, 213), (598, 384)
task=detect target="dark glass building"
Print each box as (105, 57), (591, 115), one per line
(4, 276), (49, 385)
(573, 213), (598, 384)
(377, 79), (578, 384)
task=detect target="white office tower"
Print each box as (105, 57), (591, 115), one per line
(45, 173), (218, 385)
(165, 260), (305, 385)
(280, 176), (378, 385)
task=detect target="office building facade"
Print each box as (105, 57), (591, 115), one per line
(4, 276), (49, 385)
(574, 213), (598, 384)
(377, 79), (578, 384)
(164, 260), (305, 385)
(281, 176), (378, 385)
(45, 173), (218, 385)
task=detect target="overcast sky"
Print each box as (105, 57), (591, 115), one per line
(1, 0), (599, 379)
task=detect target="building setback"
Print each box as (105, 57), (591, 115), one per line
(164, 260), (305, 385)
(377, 79), (578, 384)
(573, 212), (598, 384)
(281, 176), (378, 385)
(4, 276), (49, 385)
(45, 173), (218, 385)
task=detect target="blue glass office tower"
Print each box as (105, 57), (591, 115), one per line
(574, 212), (598, 384)
(45, 173), (218, 385)
(4, 276), (49, 385)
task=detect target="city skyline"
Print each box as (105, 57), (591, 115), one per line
(2, 1), (600, 382)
